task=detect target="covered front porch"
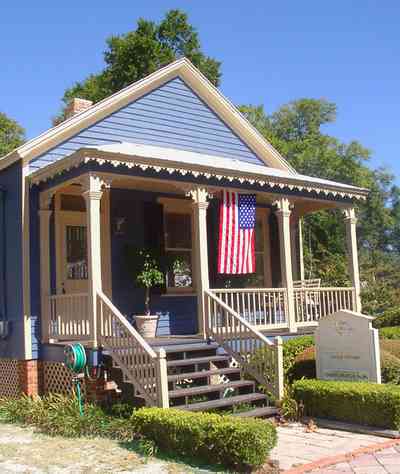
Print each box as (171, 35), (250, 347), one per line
(32, 149), (363, 347)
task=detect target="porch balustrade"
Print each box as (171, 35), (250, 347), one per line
(212, 288), (288, 330)
(48, 293), (90, 340)
(293, 286), (356, 325)
(211, 286), (356, 331)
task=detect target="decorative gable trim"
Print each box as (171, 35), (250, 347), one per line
(29, 149), (368, 201)
(0, 58), (295, 173)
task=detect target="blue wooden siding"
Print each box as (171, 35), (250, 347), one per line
(0, 162), (25, 359)
(110, 188), (198, 335)
(30, 77), (264, 171)
(29, 187), (41, 359)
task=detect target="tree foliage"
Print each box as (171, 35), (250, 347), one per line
(241, 100), (400, 317)
(0, 112), (25, 157)
(56, 10), (221, 123)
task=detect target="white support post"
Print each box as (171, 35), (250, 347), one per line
(82, 174), (104, 347)
(274, 198), (297, 332)
(298, 218), (305, 281)
(274, 336), (285, 400)
(39, 194), (53, 343)
(156, 348), (169, 408)
(189, 188), (210, 338)
(343, 207), (362, 312)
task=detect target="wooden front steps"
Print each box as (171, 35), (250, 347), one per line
(157, 338), (276, 418)
(105, 338), (277, 418)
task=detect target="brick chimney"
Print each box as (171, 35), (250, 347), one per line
(65, 98), (93, 119)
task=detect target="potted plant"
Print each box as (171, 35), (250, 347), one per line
(131, 248), (164, 338)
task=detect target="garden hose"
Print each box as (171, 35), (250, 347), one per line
(64, 343), (87, 416)
(64, 343), (87, 373)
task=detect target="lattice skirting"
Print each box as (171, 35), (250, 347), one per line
(0, 359), (22, 398)
(42, 362), (86, 398)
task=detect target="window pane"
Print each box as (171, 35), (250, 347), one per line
(166, 251), (192, 288)
(165, 213), (191, 249)
(66, 226), (88, 280)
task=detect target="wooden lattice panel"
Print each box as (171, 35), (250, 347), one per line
(0, 359), (21, 398)
(43, 362), (86, 398)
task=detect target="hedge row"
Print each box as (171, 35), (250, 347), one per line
(132, 407), (277, 469)
(380, 326), (400, 340)
(0, 395), (277, 470)
(293, 379), (400, 429)
(289, 341), (400, 385)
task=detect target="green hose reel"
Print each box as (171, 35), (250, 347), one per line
(64, 343), (87, 416)
(64, 343), (87, 373)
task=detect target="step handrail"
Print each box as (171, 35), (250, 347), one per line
(204, 289), (284, 400)
(97, 290), (169, 407)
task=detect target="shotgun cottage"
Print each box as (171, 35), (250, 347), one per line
(0, 59), (367, 414)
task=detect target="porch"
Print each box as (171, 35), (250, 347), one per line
(30, 145), (365, 407)
(36, 173), (360, 345)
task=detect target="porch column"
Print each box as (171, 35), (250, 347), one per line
(298, 218), (305, 281)
(274, 198), (297, 332)
(190, 188), (210, 338)
(343, 207), (362, 312)
(82, 175), (104, 347)
(39, 194), (53, 343)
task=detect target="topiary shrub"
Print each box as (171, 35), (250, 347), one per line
(293, 379), (400, 429)
(380, 327), (400, 340)
(374, 309), (400, 329)
(289, 346), (400, 385)
(131, 407), (277, 470)
(282, 335), (314, 375)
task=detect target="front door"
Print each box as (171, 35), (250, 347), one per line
(58, 212), (88, 294)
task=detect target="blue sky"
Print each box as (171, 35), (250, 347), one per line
(1, 1), (399, 178)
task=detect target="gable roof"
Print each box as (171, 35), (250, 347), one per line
(0, 58), (296, 174)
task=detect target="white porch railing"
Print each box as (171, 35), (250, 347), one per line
(293, 287), (356, 325)
(204, 289), (284, 399)
(212, 288), (288, 330)
(97, 291), (169, 408)
(49, 293), (90, 340)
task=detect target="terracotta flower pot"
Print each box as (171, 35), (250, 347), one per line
(135, 315), (159, 338)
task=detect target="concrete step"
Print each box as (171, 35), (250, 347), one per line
(169, 380), (254, 399)
(176, 392), (267, 412)
(167, 355), (230, 368)
(168, 367), (240, 382)
(232, 406), (279, 418)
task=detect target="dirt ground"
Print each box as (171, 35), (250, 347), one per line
(0, 423), (212, 474)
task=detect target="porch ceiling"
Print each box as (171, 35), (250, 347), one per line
(28, 142), (368, 203)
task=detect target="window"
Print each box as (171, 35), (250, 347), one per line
(66, 225), (88, 280)
(164, 212), (193, 290)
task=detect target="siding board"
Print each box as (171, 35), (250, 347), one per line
(30, 77), (264, 172)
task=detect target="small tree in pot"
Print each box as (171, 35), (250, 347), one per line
(126, 246), (164, 338)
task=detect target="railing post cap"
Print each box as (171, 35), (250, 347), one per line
(158, 348), (166, 358)
(274, 336), (283, 345)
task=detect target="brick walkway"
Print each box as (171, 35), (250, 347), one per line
(310, 445), (400, 473)
(270, 423), (395, 472)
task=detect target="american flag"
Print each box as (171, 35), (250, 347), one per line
(217, 190), (256, 274)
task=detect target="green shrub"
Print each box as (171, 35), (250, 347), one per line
(282, 335), (314, 375)
(293, 379), (400, 429)
(381, 339), (400, 359)
(380, 327), (400, 340)
(374, 309), (400, 329)
(131, 407), (277, 470)
(289, 346), (400, 385)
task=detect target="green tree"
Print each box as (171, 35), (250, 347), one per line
(0, 112), (25, 157)
(56, 10), (220, 122)
(241, 100), (400, 315)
